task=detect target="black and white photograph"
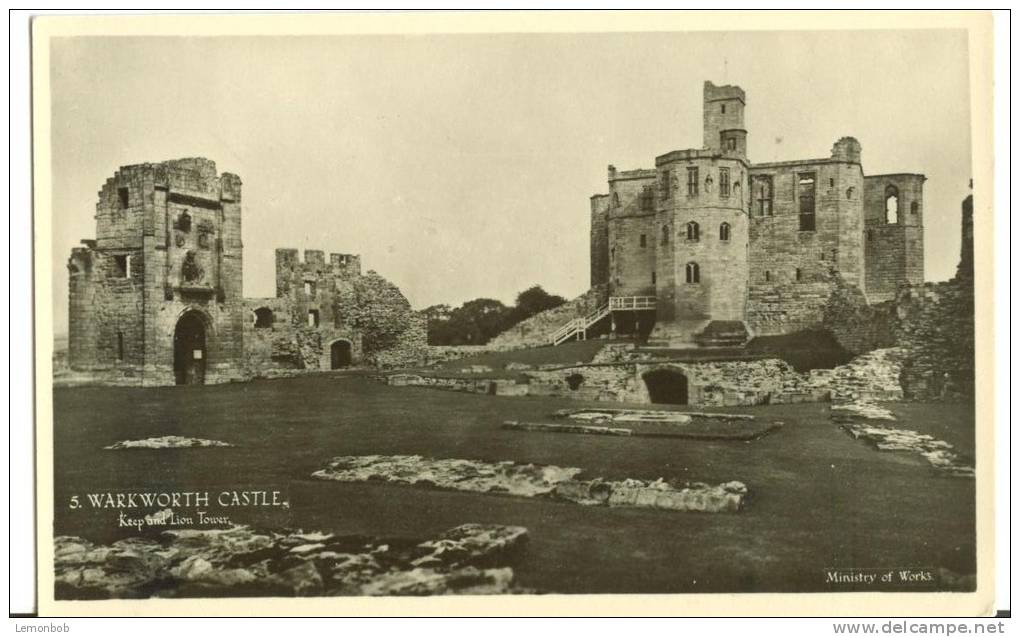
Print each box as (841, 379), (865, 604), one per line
(28, 11), (998, 617)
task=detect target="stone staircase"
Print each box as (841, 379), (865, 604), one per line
(550, 303), (610, 345)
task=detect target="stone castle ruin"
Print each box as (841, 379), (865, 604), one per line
(66, 158), (425, 386)
(582, 81), (925, 347)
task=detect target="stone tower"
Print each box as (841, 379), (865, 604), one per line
(67, 158), (246, 385)
(863, 173), (926, 302)
(650, 81), (751, 344)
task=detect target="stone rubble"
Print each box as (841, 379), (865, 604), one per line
(312, 455), (583, 498)
(836, 405), (974, 478)
(55, 523), (530, 598)
(830, 402), (897, 421)
(807, 348), (905, 403)
(103, 436), (233, 450)
(554, 408), (753, 422)
(501, 421), (633, 436)
(312, 454), (747, 513)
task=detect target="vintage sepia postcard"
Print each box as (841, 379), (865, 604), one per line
(32, 11), (997, 616)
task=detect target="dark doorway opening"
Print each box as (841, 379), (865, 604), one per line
(173, 311), (207, 385)
(330, 340), (352, 369)
(642, 369), (689, 405)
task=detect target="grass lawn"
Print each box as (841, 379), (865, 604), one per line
(52, 373), (976, 594)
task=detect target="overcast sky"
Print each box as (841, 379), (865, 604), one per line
(49, 30), (972, 334)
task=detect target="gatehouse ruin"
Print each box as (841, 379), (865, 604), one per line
(66, 157), (426, 386)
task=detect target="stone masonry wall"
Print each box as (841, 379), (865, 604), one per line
(67, 158), (427, 387)
(821, 277), (898, 355)
(747, 148), (865, 336)
(606, 166), (658, 296)
(863, 174), (925, 302)
(590, 194), (610, 287)
(67, 158), (247, 386)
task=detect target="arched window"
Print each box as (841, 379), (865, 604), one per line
(685, 262), (700, 284)
(685, 221), (700, 242)
(253, 307), (274, 329)
(846, 186), (855, 200)
(719, 222), (731, 241)
(661, 225), (670, 246)
(911, 201), (919, 216)
(765, 270), (771, 282)
(610, 247), (616, 263)
(885, 185), (899, 224)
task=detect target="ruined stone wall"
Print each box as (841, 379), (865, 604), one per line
(746, 147), (865, 336)
(895, 278), (974, 400)
(821, 278), (898, 355)
(863, 174), (925, 302)
(67, 158), (427, 386)
(589, 194), (610, 287)
(67, 244), (145, 375)
(270, 249), (368, 371)
(348, 271), (428, 368)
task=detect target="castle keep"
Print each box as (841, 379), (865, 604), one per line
(67, 158), (425, 386)
(586, 81), (924, 346)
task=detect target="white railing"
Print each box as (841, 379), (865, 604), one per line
(550, 303), (610, 346)
(549, 297), (656, 345)
(550, 318), (583, 345)
(609, 296), (657, 311)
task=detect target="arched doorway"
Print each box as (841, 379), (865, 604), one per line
(174, 311), (207, 385)
(330, 340), (352, 369)
(642, 369), (689, 405)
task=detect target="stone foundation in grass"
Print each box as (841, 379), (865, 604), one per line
(831, 401), (974, 478)
(104, 436), (233, 450)
(312, 454), (747, 513)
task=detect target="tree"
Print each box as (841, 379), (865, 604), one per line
(423, 285), (566, 345)
(507, 285), (566, 325)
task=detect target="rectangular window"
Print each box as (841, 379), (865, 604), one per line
(304, 281), (316, 297)
(754, 175), (773, 217)
(719, 168), (730, 197)
(798, 173), (816, 231)
(726, 137), (737, 152)
(660, 171), (671, 200)
(686, 167), (699, 197)
(639, 234), (647, 248)
(116, 332), (124, 360)
(640, 190), (653, 211)
(118, 187), (129, 209)
(112, 255), (129, 278)
(307, 309), (319, 328)
(651, 271), (657, 285)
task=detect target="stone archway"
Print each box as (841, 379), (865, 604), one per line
(174, 311), (207, 385)
(330, 339), (353, 369)
(642, 369), (689, 405)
